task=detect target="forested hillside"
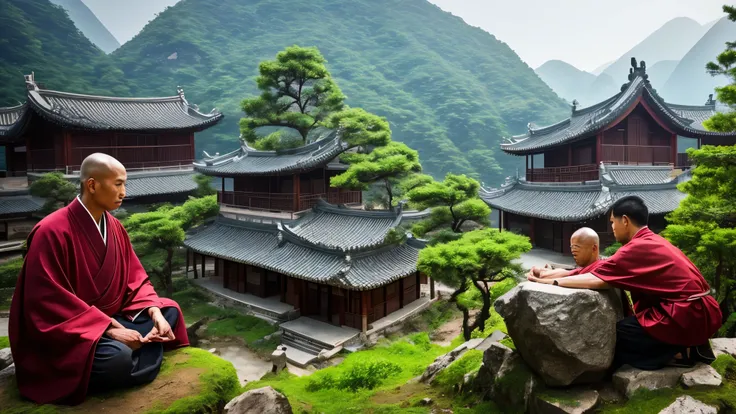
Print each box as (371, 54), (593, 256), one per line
(110, 0), (568, 184)
(0, 0), (130, 106)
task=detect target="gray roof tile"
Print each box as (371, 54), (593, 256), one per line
(502, 65), (736, 155)
(184, 217), (419, 290)
(284, 201), (401, 251)
(124, 171), (198, 198)
(194, 130), (347, 176)
(601, 165), (677, 186)
(0, 104), (31, 142)
(0, 195), (44, 215)
(25, 83), (222, 132)
(481, 165), (688, 220)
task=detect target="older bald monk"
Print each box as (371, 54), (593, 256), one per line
(528, 227), (601, 279)
(9, 153), (189, 405)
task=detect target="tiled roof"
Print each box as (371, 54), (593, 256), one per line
(480, 182), (609, 221)
(502, 59), (736, 155)
(481, 164), (688, 221)
(22, 74), (222, 132)
(123, 170), (198, 199)
(193, 130), (347, 176)
(600, 165), (676, 186)
(284, 200), (402, 251)
(0, 104), (31, 142)
(184, 217), (420, 290)
(0, 194), (44, 215)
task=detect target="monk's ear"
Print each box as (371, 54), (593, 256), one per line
(86, 178), (96, 194)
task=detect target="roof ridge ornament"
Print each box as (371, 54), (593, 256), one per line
(177, 85), (190, 109)
(620, 57), (650, 92)
(24, 72), (39, 91)
(571, 99), (579, 115)
(705, 94), (716, 106)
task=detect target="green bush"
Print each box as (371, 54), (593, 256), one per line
(603, 242), (622, 257)
(718, 313), (736, 338)
(306, 359), (402, 392)
(410, 332), (432, 351)
(0, 257), (23, 289)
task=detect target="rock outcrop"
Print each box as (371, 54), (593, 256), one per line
(613, 364), (699, 397)
(494, 282), (623, 386)
(0, 348), (12, 371)
(532, 389), (600, 414)
(224, 386), (293, 414)
(420, 338), (483, 384)
(711, 338), (736, 359)
(475, 342), (539, 411)
(681, 364), (722, 388)
(659, 395), (718, 414)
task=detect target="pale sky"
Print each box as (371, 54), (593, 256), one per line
(427, 0), (727, 71)
(86, 0), (728, 71)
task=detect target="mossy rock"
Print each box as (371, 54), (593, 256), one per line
(0, 347), (241, 413)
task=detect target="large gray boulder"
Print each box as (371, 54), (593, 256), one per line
(0, 349), (12, 371)
(224, 386), (293, 414)
(711, 338), (736, 359)
(494, 282), (623, 386)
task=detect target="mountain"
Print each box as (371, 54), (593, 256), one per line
(535, 60), (596, 103)
(647, 60), (679, 91)
(48, 0), (120, 53)
(110, 0), (569, 185)
(591, 60), (613, 75)
(584, 73), (618, 105)
(0, 0), (130, 106)
(602, 17), (707, 85)
(661, 17), (736, 104)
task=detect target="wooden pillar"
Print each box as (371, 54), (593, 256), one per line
(568, 146), (572, 166)
(529, 217), (536, 245)
(190, 132), (195, 161)
(293, 173), (301, 211)
(596, 132), (603, 164)
(670, 133), (677, 166)
(415, 272), (421, 300)
(280, 275), (287, 303)
(383, 285), (388, 316)
(361, 290), (370, 334)
(525, 155), (528, 177)
(201, 253), (205, 278)
(63, 132), (72, 172)
(340, 290), (346, 326)
(530, 155), (534, 181)
(430, 277), (435, 300)
(185, 249), (190, 276)
(327, 285), (333, 324)
(399, 278), (405, 309)
(193, 252), (199, 279)
(698, 138), (702, 149)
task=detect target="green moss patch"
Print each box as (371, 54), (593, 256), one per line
(0, 347), (239, 414)
(433, 350), (483, 390)
(0, 257), (22, 289)
(0, 336), (8, 349)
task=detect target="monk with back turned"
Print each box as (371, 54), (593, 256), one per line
(9, 153), (189, 405)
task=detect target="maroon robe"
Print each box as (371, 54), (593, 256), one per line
(584, 227), (721, 346)
(9, 198), (189, 405)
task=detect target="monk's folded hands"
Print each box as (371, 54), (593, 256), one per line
(105, 328), (149, 351)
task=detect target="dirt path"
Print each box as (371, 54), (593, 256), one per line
(201, 340), (272, 386)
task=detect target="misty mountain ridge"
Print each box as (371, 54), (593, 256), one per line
(536, 15), (731, 107)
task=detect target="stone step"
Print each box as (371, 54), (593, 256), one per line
(284, 347), (318, 368)
(280, 326), (336, 351)
(282, 333), (324, 355)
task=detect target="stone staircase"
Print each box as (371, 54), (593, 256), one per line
(281, 329), (327, 356)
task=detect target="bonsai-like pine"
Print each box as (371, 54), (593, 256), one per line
(239, 45), (346, 148)
(330, 141), (421, 209)
(29, 172), (78, 215)
(418, 229), (531, 340)
(704, 5), (736, 132)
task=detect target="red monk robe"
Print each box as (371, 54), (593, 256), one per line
(9, 198), (189, 405)
(585, 227), (721, 346)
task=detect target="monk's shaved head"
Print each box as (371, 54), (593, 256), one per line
(571, 227), (600, 246)
(80, 153), (125, 194)
(570, 227), (600, 267)
(79, 153), (127, 213)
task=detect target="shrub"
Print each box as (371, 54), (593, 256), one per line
(0, 258), (23, 289)
(433, 349), (483, 390)
(719, 313), (736, 338)
(410, 332), (431, 351)
(306, 360), (402, 393)
(603, 242), (622, 257)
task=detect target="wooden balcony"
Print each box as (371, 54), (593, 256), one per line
(526, 164), (599, 183)
(217, 189), (362, 213)
(601, 144), (671, 165)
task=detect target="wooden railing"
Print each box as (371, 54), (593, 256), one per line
(218, 190), (362, 212)
(527, 164), (599, 182)
(676, 153), (692, 169)
(601, 145), (671, 165)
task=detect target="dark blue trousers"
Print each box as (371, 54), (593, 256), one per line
(88, 307), (179, 393)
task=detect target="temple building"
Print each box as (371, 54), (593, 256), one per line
(184, 131), (435, 337)
(481, 58), (736, 255)
(0, 73), (222, 243)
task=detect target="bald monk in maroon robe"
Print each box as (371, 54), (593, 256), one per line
(528, 196), (721, 370)
(9, 153), (189, 405)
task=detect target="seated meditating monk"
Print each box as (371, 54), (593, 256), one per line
(527, 196), (721, 370)
(9, 153), (189, 405)
(527, 227), (601, 279)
